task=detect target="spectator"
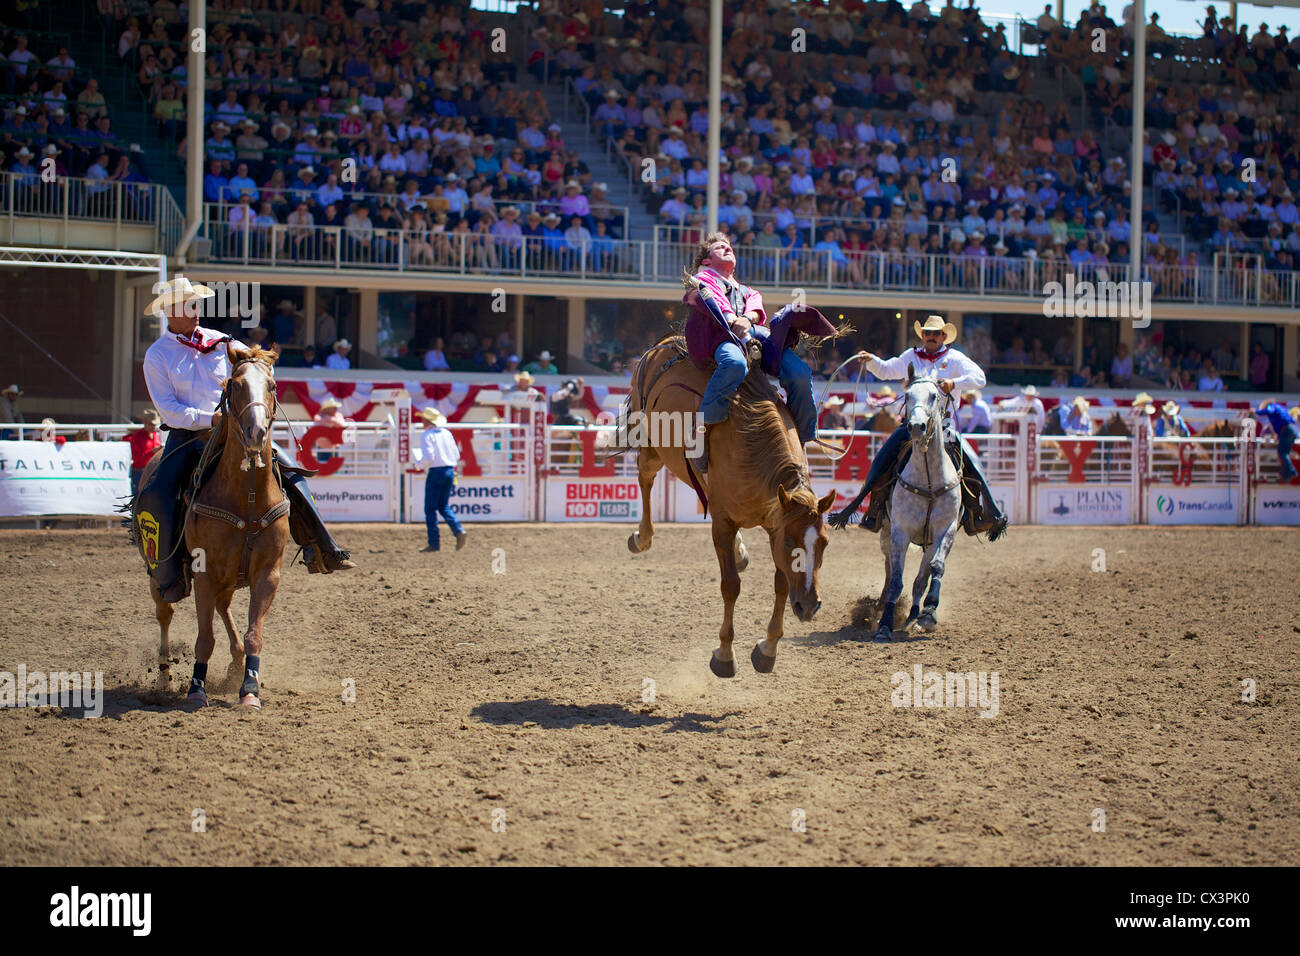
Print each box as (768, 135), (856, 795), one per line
(820, 396), (850, 431)
(326, 338), (353, 370)
(424, 337), (450, 372)
(1197, 360), (1224, 391)
(524, 349), (558, 375)
(1059, 396), (1094, 435)
(959, 390), (993, 433)
(997, 384), (1046, 434)
(1110, 343), (1133, 387)
(0, 384), (24, 439)
(1249, 342), (1269, 388)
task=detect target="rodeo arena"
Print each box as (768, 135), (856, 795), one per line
(0, 0), (1298, 901)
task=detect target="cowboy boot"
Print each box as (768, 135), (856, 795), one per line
(282, 473), (356, 572)
(688, 423), (710, 474)
(859, 488), (887, 532)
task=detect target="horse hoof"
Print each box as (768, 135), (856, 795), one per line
(918, 615), (937, 633)
(873, 626), (894, 644)
(185, 690), (207, 708)
(239, 693), (262, 709)
(750, 643), (777, 674)
(627, 533), (641, 554)
(709, 653), (737, 679)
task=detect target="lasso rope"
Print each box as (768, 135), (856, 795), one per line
(811, 350), (894, 462)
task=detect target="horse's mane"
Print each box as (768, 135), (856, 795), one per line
(230, 344), (277, 370)
(731, 368), (815, 507)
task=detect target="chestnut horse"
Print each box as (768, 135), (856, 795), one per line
(136, 344), (289, 708)
(625, 335), (835, 677)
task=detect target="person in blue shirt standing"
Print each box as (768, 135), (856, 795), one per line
(415, 407), (468, 552)
(1256, 399), (1299, 481)
(1154, 400), (1190, 438)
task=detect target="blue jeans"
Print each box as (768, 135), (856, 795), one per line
(424, 466), (463, 549)
(1279, 424), (1298, 480)
(698, 339), (818, 443)
(862, 423), (1002, 513)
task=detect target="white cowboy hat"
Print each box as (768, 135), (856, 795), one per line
(1021, 385), (1039, 397)
(334, 338), (351, 350)
(418, 407), (446, 427)
(823, 396), (846, 408)
(1161, 401), (1180, 417)
(1072, 396), (1091, 412)
(914, 314), (957, 344)
(537, 350), (553, 361)
(140, 408), (160, 424)
(514, 370), (535, 385)
(144, 276), (214, 316)
(3, 384), (22, 396)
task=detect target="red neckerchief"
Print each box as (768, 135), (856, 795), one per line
(913, 345), (949, 361)
(174, 329), (228, 354)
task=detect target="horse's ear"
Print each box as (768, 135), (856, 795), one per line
(777, 484), (792, 510)
(816, 490), (837, 515)
(226, 340), (241, 365)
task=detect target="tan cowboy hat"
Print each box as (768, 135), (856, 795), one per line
(1161, 401), (1180, 417)
(140, 408), (160, 424)
(514, 370), (535, 386)
(1072, 396), (1090, 412)
(1131, 392), (1155, 407)
(144, 276), (214, 316)
(914, 314), (957, 344)
(319, 397), (342, 411)
(962, 389), (982, 402)
(418, 407), (447, 427)
(823, 396), (846, 408)
(2, 384), (21, 396)
(876, 385), (897, 399)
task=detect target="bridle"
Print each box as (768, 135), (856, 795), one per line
(898, 377), (961, 548)
(905, 379), (942, 450)
(220, 359), (275, 471)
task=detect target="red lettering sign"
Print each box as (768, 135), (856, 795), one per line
(578, 430), (615, 477)
(298, 425), (345, 477)
(450, 429), (482, 477)
(832, 435), (876, 482)
(1058, 441), (1097, 484)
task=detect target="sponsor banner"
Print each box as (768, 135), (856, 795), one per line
(546, 477), (642, 522)
(306, 476), (392, 522)
(408, 475), (528, 522)
(1148, 486), (1239, 524)
(1254, 486), (1300, 525)
(987, 482), (1017, 525)
(1037, 485), (1132, 524)
(0, 441), (131, 516)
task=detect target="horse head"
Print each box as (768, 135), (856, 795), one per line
(223, 342), (277, 469)
(903, 365), (942, 453)
(774, 484), (837, 622)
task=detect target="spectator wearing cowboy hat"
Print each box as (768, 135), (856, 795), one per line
(0, 383), (23, 438)
(820, 395), (850, 431)
(1130, 391), (1157, 437)
(124, 409), (163, 497)
(524, 349), (558, 375)
(507, 370), (541, 404)
(997, 384), (1046, 434)
(312, 397), (347, 461)
(1255, 398), (1299, 481)
(326, 338), (352, 370)
(1156, 400), (1190, 438)
(1059, 396), (1094, 435)
(414, 407), (468, 552)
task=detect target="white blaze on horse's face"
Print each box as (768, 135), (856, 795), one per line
(907, 380), (939, 453)
(232, 360), (272, 454)
(775, 487), (836, 623)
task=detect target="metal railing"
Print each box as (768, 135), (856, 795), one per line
(1, 171), (184, 254)
(187, 223), (1300, 306)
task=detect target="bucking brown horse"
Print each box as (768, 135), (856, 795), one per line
(623, 334), (835, 677)
(135, 344), (289, 708)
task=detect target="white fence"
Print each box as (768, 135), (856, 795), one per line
(4, 414), (1298, 524)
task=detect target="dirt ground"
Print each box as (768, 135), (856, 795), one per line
(0, 522), (1296, 866)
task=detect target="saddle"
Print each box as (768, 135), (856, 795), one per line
(863, 440), (989, 536)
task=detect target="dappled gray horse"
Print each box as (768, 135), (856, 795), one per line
(874, 370), (963, 643)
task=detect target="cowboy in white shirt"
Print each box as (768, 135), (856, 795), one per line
(136, 278), (355, 603)
(830, 314), (1008, 540)
(326, 339), (352, 369)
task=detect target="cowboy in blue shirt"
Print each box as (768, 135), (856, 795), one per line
(1154, 400), (1190, 438)
(1256, 400), (1299, 481)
